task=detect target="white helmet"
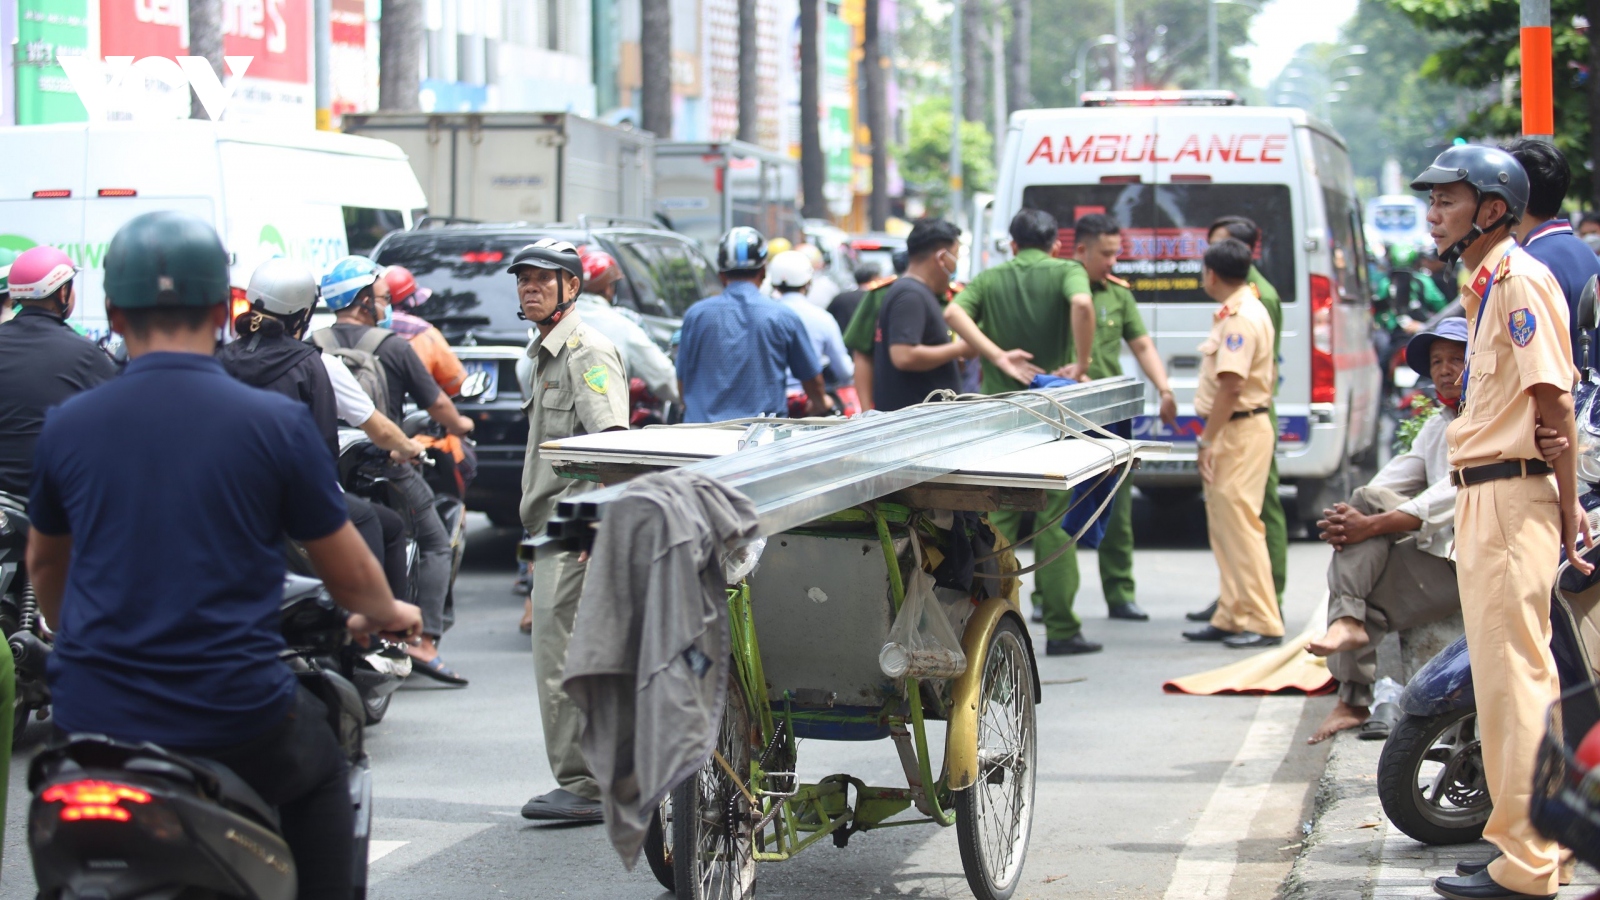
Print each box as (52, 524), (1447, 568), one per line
(248, 257), (320, 315)
(768, 250), (814, 291)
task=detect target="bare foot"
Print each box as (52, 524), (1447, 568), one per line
(520, 597), (533, 633)
(1306, 616), (1369, 658)
(408, 634), (441, 664)
(1309, 701), (1370, 744)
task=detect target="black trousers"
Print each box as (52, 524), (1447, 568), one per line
(347, 494), (406, 598)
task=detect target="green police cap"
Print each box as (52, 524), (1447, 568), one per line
(104, 211), (230, 309)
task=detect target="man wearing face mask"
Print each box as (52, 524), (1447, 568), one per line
(872, 218), (976, 412)
(512, 239), (630, 823)
(0, 245), (115, 497)
(313, 256), (475, 685)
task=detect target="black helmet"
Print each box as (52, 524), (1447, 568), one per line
(104, 211), (230, 309)
(716, 227), (768, 274)
(507, 239), (584, 282)
(1411, 145), (1530, 263)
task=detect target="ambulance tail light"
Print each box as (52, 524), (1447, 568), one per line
(97, 188), (138, 197)
(32, 189), (72, 199)
(1310, 274), (1336, 404)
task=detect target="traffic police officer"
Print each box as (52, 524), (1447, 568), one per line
(515, 238), (630, 824)
(1182, 238), (1283, 649)
(1418, 146), (1588, 900)
(1061, 214), (1179, 622)
(944, 207), (1098, 654)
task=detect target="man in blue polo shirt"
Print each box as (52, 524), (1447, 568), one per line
(676, 226), (831, 422)
(26, 211), (420, 900)
(1508, 139), (1600, 367)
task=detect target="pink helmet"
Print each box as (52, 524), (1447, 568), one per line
(8, 246), (77, 300)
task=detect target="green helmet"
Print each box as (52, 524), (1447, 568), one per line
(104, 211), (230, 309)
(1389, 243), (1419, 269)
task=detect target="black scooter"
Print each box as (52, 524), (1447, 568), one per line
(27, 574), (377, 899)
(0, 489), (52, 744)
(1377, 276), (1600, 845)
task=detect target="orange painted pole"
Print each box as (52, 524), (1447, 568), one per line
(1521, 1), (1553, 139)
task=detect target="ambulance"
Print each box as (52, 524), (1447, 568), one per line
(987, 91), (1380, 526)
(0, 120), (427, 339)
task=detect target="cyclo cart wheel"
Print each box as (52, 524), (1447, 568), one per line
(672, 671), (759, 900)
(953, 615), (1038, 900)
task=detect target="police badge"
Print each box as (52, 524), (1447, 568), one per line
(1509, 308), (1537, 348)
(1225, 333), (1244, 352)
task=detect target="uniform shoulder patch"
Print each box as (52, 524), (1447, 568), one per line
(1105, 274), (1131, 288)
(567, 332), (583, 350)
(1470, 267), (1492, 298)
(1509, 308), (1537, 347)
(1225, 333), (1244, 352)
(582, 364), (610, 394)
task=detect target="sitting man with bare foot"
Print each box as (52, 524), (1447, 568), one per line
(1307, 318), (1468, 744)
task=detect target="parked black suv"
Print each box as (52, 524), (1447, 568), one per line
(372, 217), (723, 527)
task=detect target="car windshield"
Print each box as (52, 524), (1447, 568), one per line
(375, 238), (538, 344)
(1020, 183), (1296, 304)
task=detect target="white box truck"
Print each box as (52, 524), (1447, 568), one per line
(342, 112), (655, 225)
(988, 91), (1381, 527)
(653, 141), (801, 256)
(0, 120), (427, 339)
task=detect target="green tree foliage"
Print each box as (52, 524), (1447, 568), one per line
(895, 96), (995, 217)
(1377, 0), (1596, 205)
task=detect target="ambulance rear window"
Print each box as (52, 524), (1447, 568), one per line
(1020, 183), (1295, 305)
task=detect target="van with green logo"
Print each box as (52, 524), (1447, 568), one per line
(0, 120), (427, 339)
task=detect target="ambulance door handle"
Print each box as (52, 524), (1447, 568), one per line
(1169, 355), (1200, 371)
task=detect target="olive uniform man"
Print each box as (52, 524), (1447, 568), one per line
(1418, 146), (1589, 900)
(943, 207), (1099, 654)
(515, 239), (631, 823)
(1182, 238), (1284, 649)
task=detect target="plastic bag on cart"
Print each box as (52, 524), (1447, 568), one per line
(880, 536), (968, 680)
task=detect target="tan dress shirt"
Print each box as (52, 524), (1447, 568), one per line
(1194, 286), (1277, 418)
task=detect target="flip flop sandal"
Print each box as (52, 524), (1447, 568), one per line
(1358, 701), (1401, 741)
(410, 655), (469, 686)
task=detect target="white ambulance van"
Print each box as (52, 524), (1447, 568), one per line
(0, 120), (427, 339)
(988, 92), (1380, 526)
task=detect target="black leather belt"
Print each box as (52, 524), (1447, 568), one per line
(1230, 407), (1270, 420)
(1449, 458), (1552, 487)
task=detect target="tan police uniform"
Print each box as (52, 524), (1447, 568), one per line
(1195, 285), (1282, 637)
(1448, 236), (1576, 897)
(520, 310), (629, 801)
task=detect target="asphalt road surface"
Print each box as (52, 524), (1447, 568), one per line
(0, 498), (1340, 900)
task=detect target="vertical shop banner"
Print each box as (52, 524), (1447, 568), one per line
(329, 0), (368, 116)
(1, 0), (16, 123)
(821, 13), (851, 184)
(98, 0), (314, 126)
(15, 0), (90, 124)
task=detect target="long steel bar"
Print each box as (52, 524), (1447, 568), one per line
(549, 376), (1144, 545)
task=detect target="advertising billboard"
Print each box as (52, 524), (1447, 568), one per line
(14, 0), (90, 124)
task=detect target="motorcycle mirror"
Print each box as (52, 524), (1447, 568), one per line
(458, 369), (491, 399)
(1580, 276), (1598, 332)
(401, 409), (432, 438)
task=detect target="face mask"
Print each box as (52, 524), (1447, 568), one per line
(375, 299), (393, 329)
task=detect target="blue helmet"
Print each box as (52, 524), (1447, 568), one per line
(320, 256), (383, 311)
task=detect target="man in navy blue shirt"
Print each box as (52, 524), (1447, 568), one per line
(1508, 139), (1600, 367)
(27, 211), (420, 900)
(676, 226), (829, 422)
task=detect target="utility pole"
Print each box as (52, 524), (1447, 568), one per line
(737, 0), (759, 142)
(991, 9), (1005, 171)
(640, 0), (673, 138)
(1521, 0), (1553, 140)
(1112, 0), (1126, 90)
(379, 0), (423, 111)
(950, 0), (964, 227)
(188, 0), (223, 119)
(864, 0), (890, 230)
(1007, 0), (1030, 114)
(800, 0), (829, 218)
(1588, 0), (1600, 207)
(315, 0), (332, 129)
(1207, 0), (1218, 89)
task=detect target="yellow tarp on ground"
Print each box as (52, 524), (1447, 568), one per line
(1162, 602), (1336, 696)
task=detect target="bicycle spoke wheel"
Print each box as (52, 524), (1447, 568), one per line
(672, 671), (757, 900)
(955, 617), (1037, 900)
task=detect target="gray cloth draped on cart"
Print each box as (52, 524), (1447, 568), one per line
(562, 469), (760, 866)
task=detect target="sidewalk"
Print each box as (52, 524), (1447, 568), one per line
(1285, 731), (1599, 899)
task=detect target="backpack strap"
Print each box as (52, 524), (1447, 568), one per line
(310, 329), (338, 353)
(354, 327), (393, 355)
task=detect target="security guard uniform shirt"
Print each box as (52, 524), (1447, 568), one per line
(1446, 236), (1575, 896)
(1194, 288), (1275, 418)
(519, 311), (630, 535)
(952, 249), (1090, 394)
(1073, 274), (1147, 381)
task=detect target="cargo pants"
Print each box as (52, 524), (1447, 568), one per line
(531, 549), (600, 800)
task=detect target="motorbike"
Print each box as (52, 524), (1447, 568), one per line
(28, 573), (381, 900)
(1376, 276), (1600, 845)
(1, 489), (53, 745)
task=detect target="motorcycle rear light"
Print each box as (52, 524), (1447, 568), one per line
(230, 286), (251, 328)
(43, 780), (151, 822)
(1310, 274), (1336, 404)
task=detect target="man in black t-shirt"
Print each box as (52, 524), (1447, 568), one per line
(827, 263), (880, 335)
(872, 219), (972, 411)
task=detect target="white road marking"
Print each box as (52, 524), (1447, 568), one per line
(368, 840), (409, 863)
(1162, 694), (1307, 899)
(367, 818), (496, 885)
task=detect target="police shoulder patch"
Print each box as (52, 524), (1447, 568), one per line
(1225, 332), (1245, 352)
(1509, 308), (1537, 347)
(582, 364), (609, 394)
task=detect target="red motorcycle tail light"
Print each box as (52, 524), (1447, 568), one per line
(42, 780), (152, 822)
